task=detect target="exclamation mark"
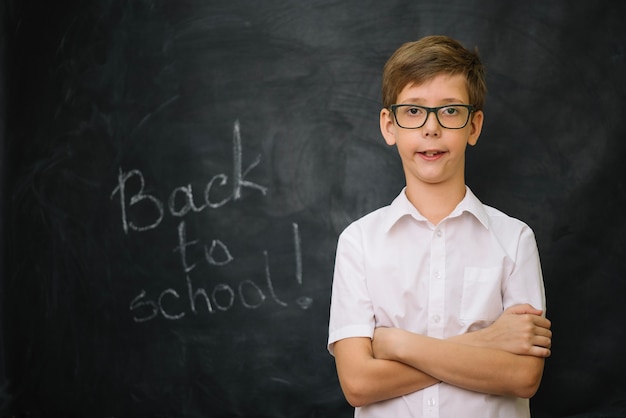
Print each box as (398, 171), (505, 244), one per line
(293, 223), (313, 310)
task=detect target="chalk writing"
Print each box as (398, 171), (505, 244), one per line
(205, 239), (234, 266)
(110, 119), (268, 234)
(129, 222), (305, 322)
(173, 220), (236, 272)
(113, 120), (313, 323)
(111, 168), (164, 233)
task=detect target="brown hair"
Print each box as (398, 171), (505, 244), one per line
(382, 35), (487, 110)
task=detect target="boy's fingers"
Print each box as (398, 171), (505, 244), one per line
(533, 316), (552, 329)
(531, 346), (551, 358)
(532, 335), (552, 349)
(506, 303), (542, 316)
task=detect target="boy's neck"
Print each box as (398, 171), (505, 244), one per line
(405, 181), (467, 225)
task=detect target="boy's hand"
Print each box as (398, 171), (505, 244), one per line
(476, 304), (552, 357)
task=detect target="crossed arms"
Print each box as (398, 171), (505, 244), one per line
(333, 304), (552, 407)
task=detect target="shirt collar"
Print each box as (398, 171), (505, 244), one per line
(383, 186), (490, 232)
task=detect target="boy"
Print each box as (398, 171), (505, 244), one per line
(327, 35), (552, 417)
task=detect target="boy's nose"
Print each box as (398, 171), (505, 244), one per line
(422, 112), (441, 137)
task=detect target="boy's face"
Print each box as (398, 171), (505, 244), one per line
(379, 73), (483, 189)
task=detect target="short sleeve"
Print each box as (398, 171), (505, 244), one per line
(502, 225), (547, 314)
(327, 223), (376, 355)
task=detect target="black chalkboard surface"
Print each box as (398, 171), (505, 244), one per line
(2, 1), (626, 417)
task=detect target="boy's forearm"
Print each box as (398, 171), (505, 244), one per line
(375, 329), (544, 398)
(334, 337), (439, 407)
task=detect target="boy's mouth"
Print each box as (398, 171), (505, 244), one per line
(420, 150), (445, 157)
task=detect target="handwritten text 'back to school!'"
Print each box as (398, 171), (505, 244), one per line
(111, 121), (312, 323)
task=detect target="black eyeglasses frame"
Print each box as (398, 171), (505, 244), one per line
(389, 104), (476, 130)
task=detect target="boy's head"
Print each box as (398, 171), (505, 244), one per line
(382, 35), (487, 110)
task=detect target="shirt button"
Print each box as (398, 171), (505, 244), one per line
(432, 315), (441, 323)
(436, 230), (442, 237)
(427, 398), (437, 407)
(435, 272), (441, 279)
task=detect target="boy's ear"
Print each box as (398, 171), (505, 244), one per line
(380, 108), (397, 146)
(467, 110), (484, 146)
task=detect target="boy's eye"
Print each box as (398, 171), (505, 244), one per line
(406, 106), (422, 116)
(441, 106), (459, 115)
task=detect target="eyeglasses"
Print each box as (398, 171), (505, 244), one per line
(389, 104), (475, 129)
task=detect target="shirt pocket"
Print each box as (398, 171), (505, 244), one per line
(459, 266), (504, 323)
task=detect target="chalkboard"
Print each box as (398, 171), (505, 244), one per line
(2, 1), (626, 417)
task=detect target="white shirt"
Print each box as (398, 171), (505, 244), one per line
(328, 187), (546, 418)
